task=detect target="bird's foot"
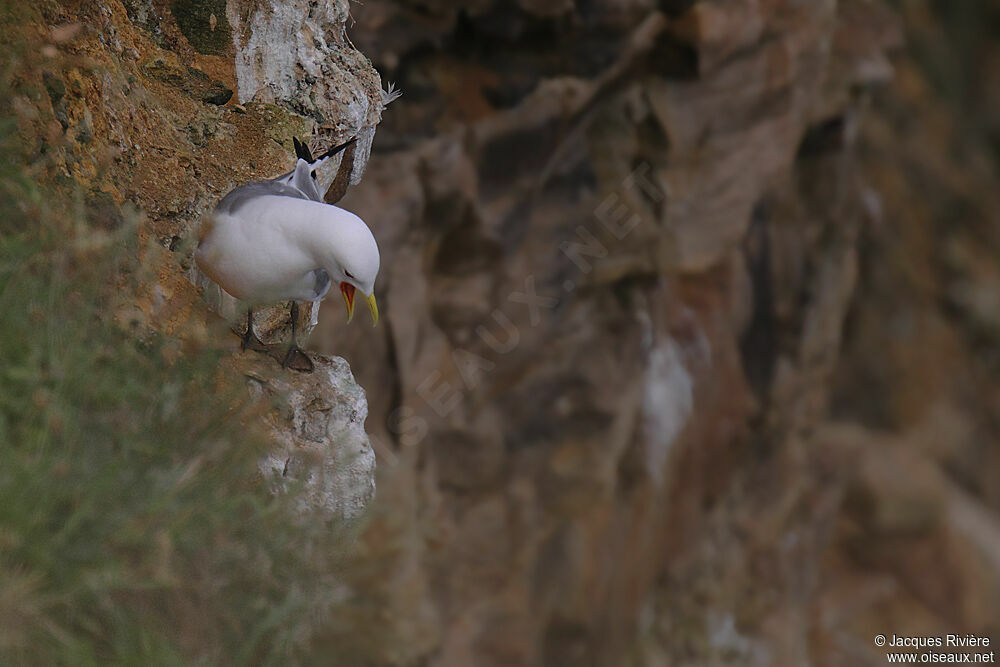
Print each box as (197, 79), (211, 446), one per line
(239, 328), (268, 353)
(281, 345), (315, 373)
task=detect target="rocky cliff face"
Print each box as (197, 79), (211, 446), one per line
(10, 0), (999, 664)
(313, 0), (1000, 664)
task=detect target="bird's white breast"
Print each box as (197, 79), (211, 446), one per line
(196, 197), (322, 304)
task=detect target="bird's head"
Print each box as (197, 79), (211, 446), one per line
(324, 211), (380, 326)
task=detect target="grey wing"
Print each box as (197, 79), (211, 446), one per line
(215, 180), (310, 215)
(309, 269), (332, 300)
(272, 171), (295, 186)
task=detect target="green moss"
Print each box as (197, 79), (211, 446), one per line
(245, 102), (316, 149)
(170, 0), (232, 56)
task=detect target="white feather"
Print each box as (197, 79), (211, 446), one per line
(195, 193), (380, 306)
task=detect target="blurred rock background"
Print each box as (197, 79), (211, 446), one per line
(1, 0), (998, 664)
(315, 0), (1000, 665)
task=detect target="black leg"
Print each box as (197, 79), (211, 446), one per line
(240, 308), (267, 352)
(281, 301), (314, 372)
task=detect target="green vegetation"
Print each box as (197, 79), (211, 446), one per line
(0, 19), (383, 667)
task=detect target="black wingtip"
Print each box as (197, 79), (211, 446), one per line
(318, 137), (358, 161)
(293, 137), (314, 163)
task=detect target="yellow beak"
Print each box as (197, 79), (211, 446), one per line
(367, 293), (379, 327)
(340, 283), (379, 326)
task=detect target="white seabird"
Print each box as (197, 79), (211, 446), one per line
(195, 143), (379, 372)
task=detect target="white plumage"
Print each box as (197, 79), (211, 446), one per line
(197, 194), (379, 305)
(195, 153), (380, 369)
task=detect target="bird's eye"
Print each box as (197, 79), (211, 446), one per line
(344, 270), (355, 280)
(311, 172), (317, 180)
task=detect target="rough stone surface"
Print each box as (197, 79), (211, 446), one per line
(144, 54), (234, 105)
(249, 355), (376, 519)
(310, 0), (1000, 664)
(8, 0), (1000, 664)
(226, 0), (384, 191)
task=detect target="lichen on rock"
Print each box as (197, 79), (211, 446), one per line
(170, 0), (232, 56)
